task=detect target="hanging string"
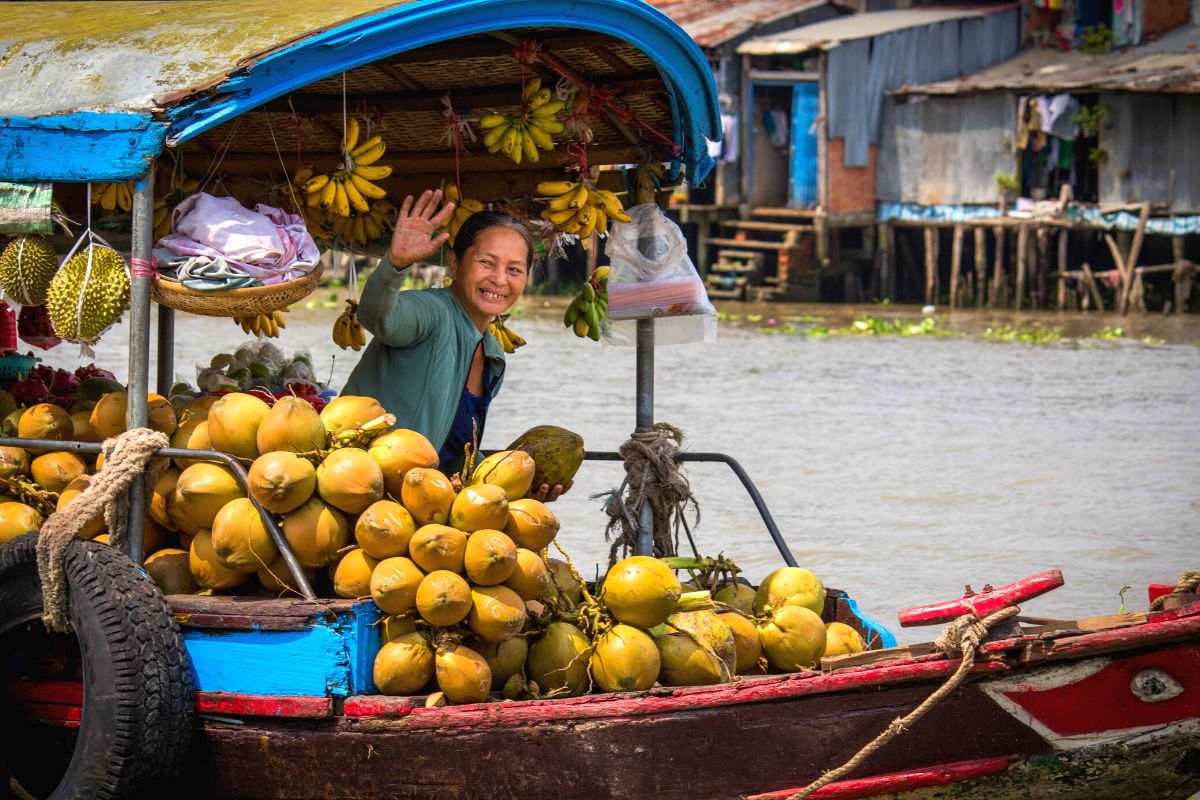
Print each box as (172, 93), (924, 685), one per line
(196, 117), (241, 195)
(265, 110), (302, 215)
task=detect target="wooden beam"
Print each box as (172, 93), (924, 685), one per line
(265, 77), (662, 116)
(371, 61), (425, 92)
(949, 224), (964, 309)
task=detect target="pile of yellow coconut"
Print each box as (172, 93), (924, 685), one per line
(0, 390), (870, 706)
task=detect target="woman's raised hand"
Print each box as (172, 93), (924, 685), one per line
(386, 189), (457, 270)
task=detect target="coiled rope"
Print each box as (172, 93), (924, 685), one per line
(784, 605), (1021, 800)
(1150, 571), (1200, 611)
(597, 422), (699, 567)
(35, 428), (169, 633)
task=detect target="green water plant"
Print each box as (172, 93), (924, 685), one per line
(983, 324), (1064, 344)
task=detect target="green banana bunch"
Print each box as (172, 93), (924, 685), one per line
(562, 266), (609, 342)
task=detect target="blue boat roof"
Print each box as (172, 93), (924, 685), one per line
(0, 0), (718, 182)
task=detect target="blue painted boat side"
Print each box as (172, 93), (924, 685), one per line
(182, 602), (383, 697)
(839, 592), (898, 649)
(0, 113), (165, 182)
(349, 600), (383, 695)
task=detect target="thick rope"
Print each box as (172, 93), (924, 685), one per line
(597, 423), (699, 567)
(1150, 570), (1200, 611)
(784, 605), (1021, 800)
(35, 428), (169, 633)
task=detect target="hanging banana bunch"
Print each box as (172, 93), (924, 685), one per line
(443, 183), (485, 246)
(536, 180), (630, 237)
(479, 78), (565, 166)
(563, 266), (609, 341)
(333, 299), (366, 351)
(488, 316), (527, 354)
(152, 168), (201, 240)
(92, 181), (134, 213)
(234, 310), (288, 338)
(300, 118), (393, 223)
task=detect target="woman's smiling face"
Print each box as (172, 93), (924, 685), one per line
(451, 226), (530, 330)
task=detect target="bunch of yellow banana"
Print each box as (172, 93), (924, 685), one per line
(479, 78), (565, 166)
(235, 310), (288, 338)
(443, 183), (485, 246)
(333, 300), (367, 351)
(488, 317), (527, 354)
(536, 180), (631, 238)
(299, 119), (392, 220)
(93, 181), (134, 213)
(563, 266), (609, 341)
(152, 197), (172, 240)
(330, 199), (394, 248)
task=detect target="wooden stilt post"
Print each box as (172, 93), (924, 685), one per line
(1015, 224), (1028, 311)
(923, 227), (936, 305)
(1056, 228), (1069, 310)
(1036, 226), (1051, 310)
(974, 227), (987, 308)
(1081, 262), (1105, 312)
(990, 226), (1005, 309)
(1173, 235), (1191, 314)
(885, 223), (897, 300)
(949, 224), (964, 309)
(1119, 203), (1151, 314)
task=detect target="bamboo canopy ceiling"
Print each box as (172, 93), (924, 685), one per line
(0, 0), (719, 185)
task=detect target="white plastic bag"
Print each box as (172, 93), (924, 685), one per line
(602, 204), (715, 346)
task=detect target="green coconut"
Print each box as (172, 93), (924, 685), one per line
(758, 605), (827, 672)
(435, 642), (492, 705)
(753, 567), (826, 617)
(374, 632), (435, 696)
(527, 621), (590, 698)
(590, 624), (660, 693)
(600, 556), (682, 629)
(506, 425), (585, 488)
(256, 396), (327, 453)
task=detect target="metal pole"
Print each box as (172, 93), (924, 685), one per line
(156, 305), (175, 395)
(126, 169), (155, 564)
(634, 318), (654, 556)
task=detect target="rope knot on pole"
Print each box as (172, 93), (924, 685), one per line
(35, 428), (169, 633)
(596, 422), (699, 566)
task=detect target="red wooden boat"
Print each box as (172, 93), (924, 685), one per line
(3, 549), (1197, 799)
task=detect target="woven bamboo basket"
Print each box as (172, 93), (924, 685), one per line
(151, 266), (323, 317)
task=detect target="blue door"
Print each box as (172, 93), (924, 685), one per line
(789, 82), (819, 208)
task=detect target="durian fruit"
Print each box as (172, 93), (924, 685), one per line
(0, 235), (58, 306)
(46, 244), (130, 345)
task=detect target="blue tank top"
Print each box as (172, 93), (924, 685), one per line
(437, 360), (492, 475)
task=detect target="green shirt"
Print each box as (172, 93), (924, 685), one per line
(342, 264), (505, 450)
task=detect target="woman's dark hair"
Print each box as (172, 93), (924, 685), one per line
(452, 210), (535, 269)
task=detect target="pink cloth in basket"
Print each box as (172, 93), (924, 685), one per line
(158, 193), (319, 285)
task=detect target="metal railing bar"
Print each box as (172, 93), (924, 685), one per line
(0, 437), (317, 601)
(580, 450), (798, 568)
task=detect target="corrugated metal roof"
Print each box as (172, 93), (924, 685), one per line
(645, 0), (832, 48)
(736, 5), (1015, 54)
(899, 23), (1200, 94)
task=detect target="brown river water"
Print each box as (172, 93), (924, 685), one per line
(38, 299), (1200, 644)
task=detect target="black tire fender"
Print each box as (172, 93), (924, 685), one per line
(0, 533), (193, 799)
